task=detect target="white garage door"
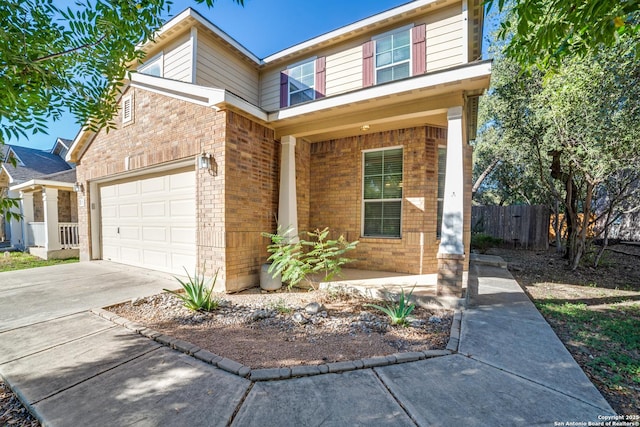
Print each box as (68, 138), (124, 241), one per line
(100, 169), (196, 275)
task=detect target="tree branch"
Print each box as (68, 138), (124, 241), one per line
(32, 33), (108, 63)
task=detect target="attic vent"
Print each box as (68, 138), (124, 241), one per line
(122, 94), (133, 124)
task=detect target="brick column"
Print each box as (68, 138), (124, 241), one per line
(278, 135), (298, 242)
(437, 106), (465, 297)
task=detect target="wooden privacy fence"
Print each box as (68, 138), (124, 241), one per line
(472, 205), (550, 250)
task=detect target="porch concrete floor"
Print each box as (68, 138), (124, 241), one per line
(316, 268), (466, 308)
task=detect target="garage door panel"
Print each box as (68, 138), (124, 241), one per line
(117, 181), (138, 196)
(102, 244), (119, 262)
(118, 204), (139, 218)
(142, 249), (169, 267)
(171, 227), (195, 244)
(120, 247), (142, 263)
(170, 171), (195, 189)
(100, 169), (196, 275)
(118, 226), (140, 240)
(142, 201), (166, 218)
(141, 176), (166, 193)
(101, 206), (118, 220)
(170, 199), (195, 217)
(142, 227), (167, 242)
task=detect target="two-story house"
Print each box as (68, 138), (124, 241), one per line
(67, 0), (491, 296)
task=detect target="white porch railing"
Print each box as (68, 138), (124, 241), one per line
(26, 222), (79, 249)
(59, 223), (79, 249)
(26, 222), (46, 247)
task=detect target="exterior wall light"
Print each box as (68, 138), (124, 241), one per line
(73, 182), (84, 193)
(198, 152), (217, 176)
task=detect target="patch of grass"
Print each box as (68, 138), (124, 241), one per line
(0, 252), (78, 272)
(470, 233), (502, 254)
(268, 297), (293, 314)
(536, 301), (640, 388)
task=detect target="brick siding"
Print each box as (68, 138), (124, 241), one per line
(306, 126), (454, 275)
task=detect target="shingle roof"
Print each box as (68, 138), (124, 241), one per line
(2, 145), (73, 184)
(37, 168), (77, 184)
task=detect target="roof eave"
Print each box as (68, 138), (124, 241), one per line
(10, 179), (75, 192)
(269, 60), (492, 122)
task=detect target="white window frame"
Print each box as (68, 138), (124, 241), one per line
(361, 145), (404, 239)
(122, 94), (133, 124)
(372, 24), (413, 85)
(138, 52), (164, 77)
(287, 57), (316, 106)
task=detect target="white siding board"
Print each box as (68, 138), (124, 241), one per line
(163, 33), (193, 82)
(260, 69), (281, 111)
(325, 46), (362, 96)
(196, 35), (259, 104)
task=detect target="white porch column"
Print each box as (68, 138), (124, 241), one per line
(437, 106), (465, 297)
(19, 191), (34, 248)
(42, 187), (61, 251)
(278, 135), (299, 242)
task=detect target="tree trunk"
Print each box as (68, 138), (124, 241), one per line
(472, 158), (501, 199)
(571, 181), (593, 270)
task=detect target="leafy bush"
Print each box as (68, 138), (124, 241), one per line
(366, 287), (416, 326)
(163, 269), (221, 311)
(470, 232), (502, 253)
(263, 227), (358, 290)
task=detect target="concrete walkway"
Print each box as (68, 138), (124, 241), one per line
(0, 259), (615, 426)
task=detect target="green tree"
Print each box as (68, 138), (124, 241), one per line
(0, 0), (242, 219)
(0, 0), (243, 144)
(486, 0), (640, 68)
(475, 33), (640, 268)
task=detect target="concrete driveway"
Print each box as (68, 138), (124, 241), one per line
(0, 261), (179, 332)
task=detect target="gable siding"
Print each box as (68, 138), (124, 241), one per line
(163, 33), (193, 82)
(196, 34), (259, 104)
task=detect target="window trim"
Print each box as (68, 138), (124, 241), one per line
(287, 57), (317, 106)
(138, 52), (164, 77)
(361, 145), (404, 239)
(372, 24), (413, 85)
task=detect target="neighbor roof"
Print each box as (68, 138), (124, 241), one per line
(2, 145), (73, 184)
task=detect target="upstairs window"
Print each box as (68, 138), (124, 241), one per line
(362, 147), (403, 238)
(139, 53), (163, 77)
(288, 60), (315, 106)
(363, 24), (425, 88)
(374, 28), (411, 84)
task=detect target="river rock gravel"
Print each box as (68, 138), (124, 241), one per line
(108, 288), (453, 369)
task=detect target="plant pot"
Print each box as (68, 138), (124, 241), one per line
(260, 263), (282, 291)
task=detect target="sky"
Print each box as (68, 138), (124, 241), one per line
(9, 0), (496, 151)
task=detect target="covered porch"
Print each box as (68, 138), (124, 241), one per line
(11, 179), (80, 260)
(269, 62), (491, 299)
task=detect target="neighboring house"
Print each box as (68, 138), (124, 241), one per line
(67, 0), (491, 296)
(0, 138), (79, 259)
